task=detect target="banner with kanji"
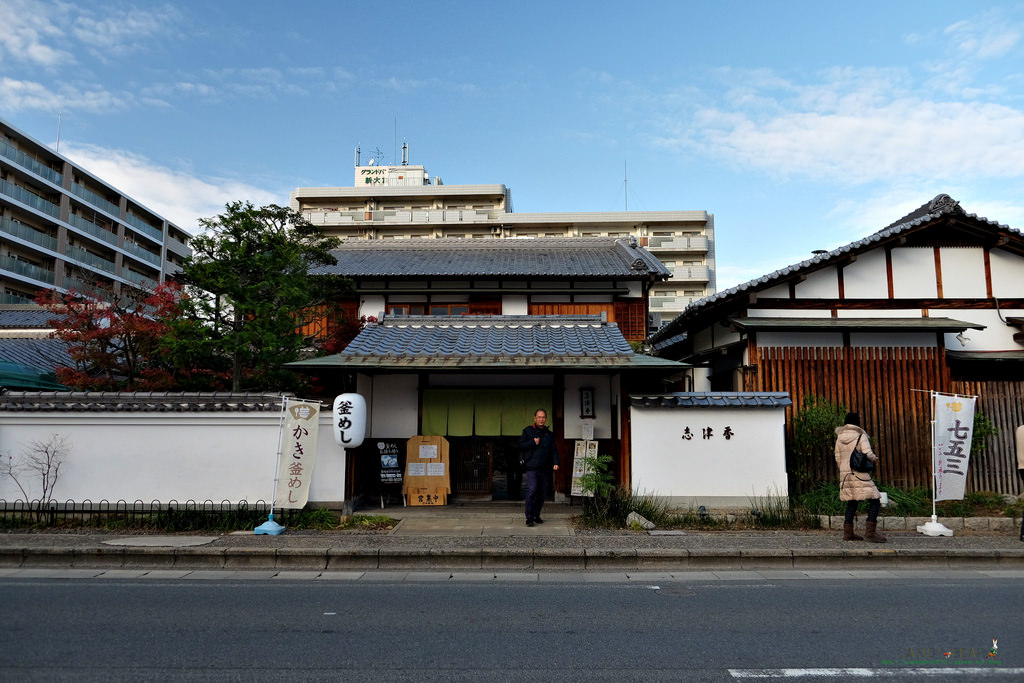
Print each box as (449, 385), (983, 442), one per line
(274, 399), (321, 509)
(933, 392), (976, 502)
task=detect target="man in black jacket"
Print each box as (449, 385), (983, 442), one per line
(518, 408), (559, 527)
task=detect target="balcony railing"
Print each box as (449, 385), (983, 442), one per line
(122, 240), (161, 266)
(304, 208), (501, 225)
(70, 182), (120, 217)
(1, 291), (36, 304)
(650, 295), (699, 310)
(0, 139), (62, 185)
(124, 212), (163, 242)
(647, 236), (709, 251)
(0, 178), (61, 218)
(670, 265), (711, 282)
(67, 213), (119, 247)
(0, 216), (58, 251)
(0, 254), (56, 284)
(62, 276), (109, 297)
(123, 269), (157, 287)
(65, 244), (116, 274)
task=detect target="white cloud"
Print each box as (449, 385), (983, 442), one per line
(655, 71), (1024, 187)
(59, 143), (281, 234)
(71, 4), (183, 57)
(0, 0), (74, 67)
(944, 16), (1021, 60)
(0, 77), (131, 113)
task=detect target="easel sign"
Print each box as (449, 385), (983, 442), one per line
(570, 440), (597, 497)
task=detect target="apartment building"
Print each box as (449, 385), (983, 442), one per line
(0, 117), (191, 304)
(290, 151), (714, 325)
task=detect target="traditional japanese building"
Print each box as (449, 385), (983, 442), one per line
(649, 194), (1024, 496)
(290, 236), (686, 503)
(290, 151), (715, 327)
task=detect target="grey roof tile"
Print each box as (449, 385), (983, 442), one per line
(0, 392), (290, 412)
(342, 315), (634, 359)
(0, 307), (54, 329)
(630, 392), (793, 408)
(0, 337), (72, 371)
(310, 237), (671, 279)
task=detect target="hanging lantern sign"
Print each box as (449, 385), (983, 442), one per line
(333, 393), (367, 448)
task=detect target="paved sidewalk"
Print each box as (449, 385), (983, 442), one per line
(1, 502), (1022, 572)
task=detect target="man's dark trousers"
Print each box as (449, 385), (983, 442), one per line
(525, 468), (550, 521)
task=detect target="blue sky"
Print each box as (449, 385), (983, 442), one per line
(3, 0), (1024, 290)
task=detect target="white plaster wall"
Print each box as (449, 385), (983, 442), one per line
(369, 374), (419, 437)
(359, 295), (386, 318)
(563, 375), (612, 439)
(850, 332), (937, 347)
(990, 249), (1024, 297)
(428, 374), (553, 387)
(0, 412), (346, 505)
(891, 248), (937, 298)
(759, 284), (788, 299)
(837, 309), (922, 318)
(630, 405), (788, 507)
(690, 368), (712, 392)
(746, 309), (833, 318)
(935, 309), (1022, 351)
(794, 266), (839, 299)
(843, 250), (889, 298)
(502, 295), (528, 314)
(624, 282), (642, 298)
(939, 248), (987, 298)
(757, 332), (842, 347)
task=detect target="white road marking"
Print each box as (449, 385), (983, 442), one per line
(730, 668), (1024, 678)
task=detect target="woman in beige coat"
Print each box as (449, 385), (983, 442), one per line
(834, 412), (886, 542)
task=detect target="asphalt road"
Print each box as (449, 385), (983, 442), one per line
(1, 572), (1022, 682)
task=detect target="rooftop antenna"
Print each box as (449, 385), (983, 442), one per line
(394, 118), (397, 166)
(355, 144), (360, 167)
(55, 112), (62, 154)
(402, 140), (408, 166)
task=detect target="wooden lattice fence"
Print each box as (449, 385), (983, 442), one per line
(752, 346), (1023, 496)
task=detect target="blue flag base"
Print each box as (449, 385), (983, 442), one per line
(254, 514), (285, 535)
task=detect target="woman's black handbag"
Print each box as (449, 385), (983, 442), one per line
(849, 434), (875, 474)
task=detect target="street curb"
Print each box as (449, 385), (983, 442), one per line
(2, 546), (1023, 571)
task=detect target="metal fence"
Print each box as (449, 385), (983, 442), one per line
(0, 498), (306, 530)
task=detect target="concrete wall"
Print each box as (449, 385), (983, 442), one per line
(0, 410), (347, 507)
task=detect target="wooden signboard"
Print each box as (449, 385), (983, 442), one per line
(403, 435), (451, 506)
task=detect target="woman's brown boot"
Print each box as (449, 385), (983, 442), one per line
(843, 522), (863, 541)
(865, 521), (887, 543)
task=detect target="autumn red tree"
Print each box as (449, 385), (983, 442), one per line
(34, 281), (222, 391)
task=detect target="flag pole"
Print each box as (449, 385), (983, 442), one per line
(255, 395), (290, 535)
(917, 390), (953, 536)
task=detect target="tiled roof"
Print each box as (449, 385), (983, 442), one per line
(310, 237), (671, 280)
(288, 315), (688, 371)
(0, 337), (72, 371)
(0, 392), (291, 412)
(630, 392), (793, 408)
(649, 194), (1021, 346)
(0, 307), (54, 329)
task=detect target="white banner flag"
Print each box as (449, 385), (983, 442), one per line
(274, 398), (321, 509)
(933, 393), (976, 502)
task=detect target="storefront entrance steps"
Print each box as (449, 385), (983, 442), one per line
(373, 501), (577, 538)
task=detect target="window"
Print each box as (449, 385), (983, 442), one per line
(388, 303), (473, 316)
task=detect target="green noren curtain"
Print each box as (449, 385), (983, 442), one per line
(419, 389), (551, 437)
